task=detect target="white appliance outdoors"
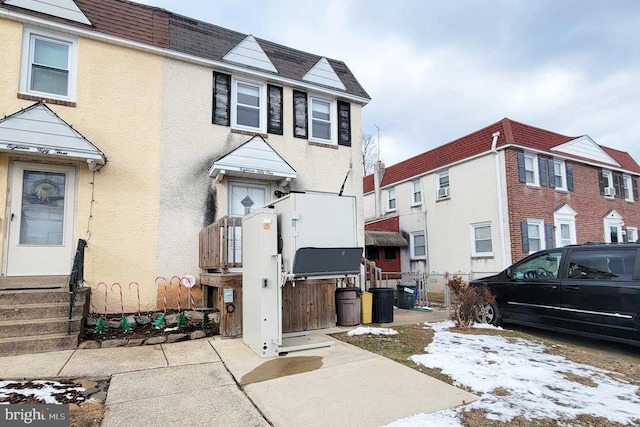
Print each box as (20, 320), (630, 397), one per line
(242, 193), (362, 358)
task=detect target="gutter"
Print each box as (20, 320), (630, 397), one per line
(491, 132), (508, 269)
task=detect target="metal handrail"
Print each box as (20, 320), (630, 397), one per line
(68, 239), (87, 334)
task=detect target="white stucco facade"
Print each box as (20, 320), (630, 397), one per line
(365, 151), (510, 278)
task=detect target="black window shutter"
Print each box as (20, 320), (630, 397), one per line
(517, 153), (526, 183)
(212, 72), (231, 126)
(293, 90), (308, 139)
(566, 163), (574, 191)
(632, 177), (639, 201)
(521, 221), (529, 253)
(598, 170), (605, 195)
(267, 85), (283, 135)
(539, 158), (548, 186)
(545, 224), (554, 249)
(337, 100), (351, 146)
(613, 173), (622, 198)
(548, 160), (556, 188)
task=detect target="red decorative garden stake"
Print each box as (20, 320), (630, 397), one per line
(129, 281), (141, 316)
(153, 277), (167, 329)
(97, 282), (108, 316)
(111, 283), (131, 333)
(171, 276), (182, 313)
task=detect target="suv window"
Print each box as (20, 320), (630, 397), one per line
(513, 251), (562, 280)
(567, 249), (635, 281)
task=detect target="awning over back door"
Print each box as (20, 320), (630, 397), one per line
(365, 231), (408, 247)
(208, 135), (296, 182)
(0, 102), (107, 166)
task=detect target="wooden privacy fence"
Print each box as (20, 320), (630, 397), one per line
(199, 216), (243, 272)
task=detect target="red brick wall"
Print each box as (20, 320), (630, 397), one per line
(365, 215), (400, 232)
(505, 148), (640, 262)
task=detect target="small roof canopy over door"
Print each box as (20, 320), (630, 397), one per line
(0, 102), (107, 168)
(209, 135), (296, 183)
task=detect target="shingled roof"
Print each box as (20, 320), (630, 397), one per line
(0, 0), (369, 100)
(363, 118), (640, 193)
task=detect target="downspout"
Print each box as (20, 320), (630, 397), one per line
(491, 131), (508, 269)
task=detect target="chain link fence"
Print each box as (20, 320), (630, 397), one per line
(368, 270), (500, 309)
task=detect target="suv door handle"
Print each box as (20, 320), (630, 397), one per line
(564, 285), (580, 290)
(541, 285), (557, 290)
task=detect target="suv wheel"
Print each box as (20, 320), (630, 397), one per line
(476, 302), (501, 326)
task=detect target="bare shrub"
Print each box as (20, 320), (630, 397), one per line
(448, 276), (495, 328)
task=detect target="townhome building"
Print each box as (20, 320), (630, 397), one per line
(0, 0), (368, 328)
(363, 118), (640, 279)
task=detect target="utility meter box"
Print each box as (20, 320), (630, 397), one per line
(268, 192), (358, 274)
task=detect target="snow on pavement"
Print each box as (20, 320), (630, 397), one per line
(359, 322), (640, 426)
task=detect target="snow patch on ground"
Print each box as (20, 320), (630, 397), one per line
(385, 321), (640, 426)
(347, 327), (398, 336)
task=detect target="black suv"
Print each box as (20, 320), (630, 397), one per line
(471, 243), (640, 346)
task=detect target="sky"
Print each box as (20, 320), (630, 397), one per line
(349, 322), (640, 426)
(133, 0), (640, 168)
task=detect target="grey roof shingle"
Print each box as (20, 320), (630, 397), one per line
(0, 0), (369, 100)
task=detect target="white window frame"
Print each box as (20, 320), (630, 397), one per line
(526, 219), (545, 253)
(554, 205), (576, 247)
(622, 175), (633, 201)
(552, 159), (567, 190)
(411, 180), (422, 206)
(602, 170), (615, 197)
(603, 211), (623, 243)
(410, 232), (426, 260)
(20, 28), (78, 101)
(309, 96), (337, 144)
(523, 154), (540, 186)
(626, 226), (638, 243)
(437, 170), (450, 199)
(386, 187), (396, 212)
(470, 222), (493, 257)
(231, 78), (267, 132)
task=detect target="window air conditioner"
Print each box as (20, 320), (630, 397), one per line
(604, 187), (616, 197)
(438, 187), (450, 198)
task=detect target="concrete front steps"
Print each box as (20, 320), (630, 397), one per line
(0, 286), (89, 357)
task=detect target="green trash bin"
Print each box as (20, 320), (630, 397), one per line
(397, 282), (416, 309)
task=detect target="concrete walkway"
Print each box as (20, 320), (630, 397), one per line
(0, 308), (477, 427)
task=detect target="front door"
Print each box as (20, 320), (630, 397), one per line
(5, 162), (77, 276)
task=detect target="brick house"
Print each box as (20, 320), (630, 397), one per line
(363, 118), (640, 278)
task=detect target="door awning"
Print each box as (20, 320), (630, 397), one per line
(209, 135), (297, 182)
(0, 102), (107, 166)
(365, 231), (408, 247)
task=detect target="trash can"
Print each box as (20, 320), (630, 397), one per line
(397, 282), (417, 309)
(336, 287), (361, 326)
(370, 287), (394, 323)
(361, 291), (372, 324)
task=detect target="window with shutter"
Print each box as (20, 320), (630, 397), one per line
(212, 72), (231, 126)
(337, 101), (351, 146)
(267, 85), (283, 135)
(293, 90), (308, 139)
